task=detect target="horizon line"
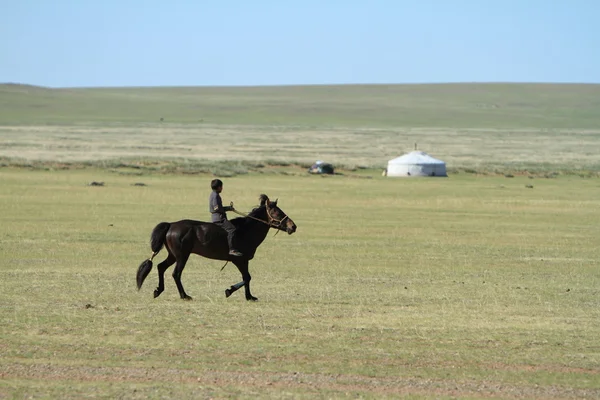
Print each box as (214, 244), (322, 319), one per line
(2, 81), (600, 90)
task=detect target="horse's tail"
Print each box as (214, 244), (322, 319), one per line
(136, 259), (153, 290)
(136, 222), (171, 290)
(150, 222), (171, 253)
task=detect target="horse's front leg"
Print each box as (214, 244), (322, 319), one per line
(230, 260), (258, 301)
(225, 280), (257, 301)
(243, 273), (257, 301)
(225, 281), (245, 298)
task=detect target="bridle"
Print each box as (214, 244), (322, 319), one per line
(232, 205), (289, 231)
(266, 205), (289, 229)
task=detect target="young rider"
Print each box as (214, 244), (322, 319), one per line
(209, 179), (243, 257)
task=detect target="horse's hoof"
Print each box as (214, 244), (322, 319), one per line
(153, 290), (161, 298)
(246, 296), (258, 302)
(225, 289), (232, 298)
(183, 295), (193, 301)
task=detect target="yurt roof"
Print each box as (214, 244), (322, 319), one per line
(388, 151), (445, 165)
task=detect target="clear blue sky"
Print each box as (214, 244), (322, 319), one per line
(2, 0), (599, 87)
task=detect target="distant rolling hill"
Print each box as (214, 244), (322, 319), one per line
(1, 83), (599, 128)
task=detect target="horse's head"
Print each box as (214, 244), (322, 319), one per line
(259, 194), (297, 235)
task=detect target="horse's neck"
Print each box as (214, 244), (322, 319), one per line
(243, 207), (271, 246)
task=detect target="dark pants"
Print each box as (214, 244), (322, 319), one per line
(215, 220), (236, 250)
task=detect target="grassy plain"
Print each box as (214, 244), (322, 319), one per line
(1, 124), (600, 175)
(1, 83), (599, 398)
(2, 83), (600, 128)
(1, 169), (599, 398)
(2, 83), (600, 174)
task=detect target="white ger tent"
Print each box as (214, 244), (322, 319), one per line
(386, 151), (447, 177)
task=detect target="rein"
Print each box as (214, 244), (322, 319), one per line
(231, 208), (288, 231)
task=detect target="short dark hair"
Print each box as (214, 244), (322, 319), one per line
(211, 179), (223, 190)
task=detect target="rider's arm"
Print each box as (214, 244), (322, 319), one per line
(211, 193), (233, 213)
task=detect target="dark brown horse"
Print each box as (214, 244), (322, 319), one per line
(136, 194), (297, 301)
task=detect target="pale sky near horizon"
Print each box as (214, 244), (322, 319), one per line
(1, 0), (599, 87)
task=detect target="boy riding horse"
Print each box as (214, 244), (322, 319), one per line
(209, 179), (243, 257)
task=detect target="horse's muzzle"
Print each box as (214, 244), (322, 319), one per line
(286, 221), (297, 235)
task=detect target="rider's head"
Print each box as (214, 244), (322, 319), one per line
(211, 179), (223, 192)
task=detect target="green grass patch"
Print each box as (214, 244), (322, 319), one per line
(1, 169), (599, 398)
(2, 83), (600, 128)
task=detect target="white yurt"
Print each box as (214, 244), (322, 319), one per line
(386, 151), (447, 177)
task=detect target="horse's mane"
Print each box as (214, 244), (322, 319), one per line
(230, 194), (269, 229)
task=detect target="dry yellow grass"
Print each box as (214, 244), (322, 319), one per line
(1, 124), (599, 171)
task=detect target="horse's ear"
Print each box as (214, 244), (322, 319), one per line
(259, 194), (269, 206)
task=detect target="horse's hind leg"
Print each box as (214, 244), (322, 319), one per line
(166, 229), (194, 300)
(172, 251), (192, 300)
(154, 252), (176, 298)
